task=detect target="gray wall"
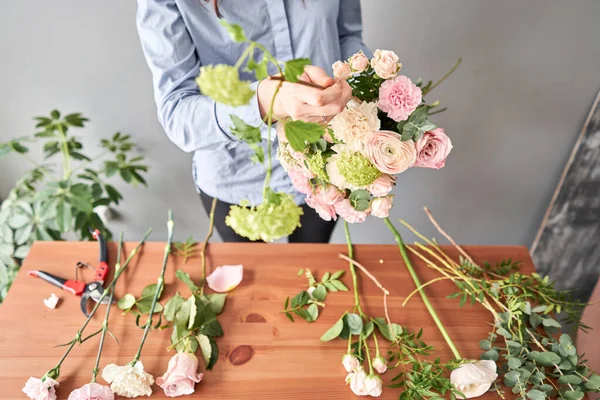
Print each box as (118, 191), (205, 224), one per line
(1, 0), (599, 245)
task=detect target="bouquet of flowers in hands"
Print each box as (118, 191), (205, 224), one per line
(278, 50), (459, 223)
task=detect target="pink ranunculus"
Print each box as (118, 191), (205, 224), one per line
(314, 184), (344, 205)
(367, 174), (395, 197)
(22, 377), (58, 400)
(332, 61), (352, 80)
(378, 76), (422, 122)
(334, 199), (368, 224)
(365, 131), (417, 174)
(371, 196), (393, 219)
(349, 51), (369, 72)
(288, 168), (313, 195)
(414, 128), (453, 169)
(68, 383), (114, 400)
(306, 196), (337, 222)
(157, 352), (204, 397)
(370, 49), (401, 79)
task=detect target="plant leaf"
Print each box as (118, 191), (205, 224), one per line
(283, 58), (311, 83)
(320, 316), (344, 342)
(284, 120), (325, 152)
(346, 313), (363, 335)
(197, 334), (212, 367)
(117, 294), (136, 311)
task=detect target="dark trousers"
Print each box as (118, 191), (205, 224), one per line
(200, 192), (337, 243)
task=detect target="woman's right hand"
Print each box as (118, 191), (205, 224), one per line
(257, 65), (352, 125)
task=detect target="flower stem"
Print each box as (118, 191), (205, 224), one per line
(343, 221), (364, 317)
(200, 198), (217, 295)
(422, 58), (462, 96)
(91, 233), (123, 383)
(347, 333), (352, 354)
(56, 123), (72, 180)
(261, 81), (283, 199)
(373, 332), (381, 357)
(363, 335), (373, 375)
(383, 218), (462, 360)
(43, 229), (152, 380)
(132, 211), (174, 364)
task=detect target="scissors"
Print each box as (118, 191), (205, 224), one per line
(28, 229), (110, 316)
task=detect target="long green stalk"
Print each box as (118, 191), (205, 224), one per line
(200, 198), (217, 296)
(56, 123), (72, 180)
(343, 221), (364, 316)
(383, 218), (461, 360)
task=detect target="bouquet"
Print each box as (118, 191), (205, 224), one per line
(277, 50), (458, 223)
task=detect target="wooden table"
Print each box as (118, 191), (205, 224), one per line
(0, 242), (533, 399)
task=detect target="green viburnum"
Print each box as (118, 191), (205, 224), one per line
(337, 151), (380, 187)
(196, 65), (254, 107)
(225, 193), (303, 242)
(306, 151), (329, 181)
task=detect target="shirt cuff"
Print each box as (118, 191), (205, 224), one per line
(213, 80), (274, 142)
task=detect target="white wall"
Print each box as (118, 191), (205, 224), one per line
(1, 0), (599, 245)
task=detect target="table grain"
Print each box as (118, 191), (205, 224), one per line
(0, 242), (533, 399)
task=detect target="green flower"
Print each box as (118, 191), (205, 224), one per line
(337, 150), (380, 187)
(306, 151), (329, 181)
(196, 65), (254, 107)
(225, 193), (303, 242)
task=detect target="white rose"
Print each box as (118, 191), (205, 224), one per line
(341, 354), (361, 373)
(329, 100), (380, 151)
(102, 361), (154, 398)
(332, 61), (352, 80)
(372, 356), (387, 374)
(450, 360), (498, 399)
(371, 49), (402, 79)
(349, 51), (369, 72)
(364, 374), (383, 397)
(345, 366), (368, 396)
(371, 196), (394, 219)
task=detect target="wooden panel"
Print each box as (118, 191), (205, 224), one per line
(531, 89), (600, 304)
(0, 242), (533, 399)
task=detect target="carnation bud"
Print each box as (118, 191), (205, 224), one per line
(341, 354), (360, 373)
(373, 356), (387, 374)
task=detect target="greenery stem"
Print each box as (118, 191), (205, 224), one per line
(56, 123), (72, 180)
(261, 81), (283, 199)
(200, 198), (217, 295)
(363, 335), (373, 375)
(91, 233), (123, 383)
(383, 218), (462, 360)
(132, 211), (174, 364)
(43, 229), (151, 380)
(343, 221), (364, 317)
(373, 332), (381, 357)
(422, 58), (462, 96)
(347, 333), (352, 354)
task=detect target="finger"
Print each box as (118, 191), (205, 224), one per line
(288, 84), (343, 108)
(302, 65), (335, 88)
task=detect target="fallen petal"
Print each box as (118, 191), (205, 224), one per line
(206, 265), (243, 293)
(43, 293), (60, 309)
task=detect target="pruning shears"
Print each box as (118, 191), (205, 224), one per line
(28, 229), (110, 317)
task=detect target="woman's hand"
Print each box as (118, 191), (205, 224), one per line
(257, 66), (352, 124)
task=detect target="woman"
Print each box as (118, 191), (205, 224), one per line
(136, 0), (371, 242)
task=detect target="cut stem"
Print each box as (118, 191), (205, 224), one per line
(343, 221), (364, 316)
(422, 58), (462, 96)
(132, 212), (174, 364)
(200, 198), (217, 295)
(423, 207), (476, 266)
(338, 254), (390, 295)
(268, 75), (326, 90)
(262, 81), (283, 199)
(383, 218), (462, 360)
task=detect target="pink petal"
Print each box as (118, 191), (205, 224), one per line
(206, 265), (243, 293)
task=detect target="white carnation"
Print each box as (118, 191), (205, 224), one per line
(329, 100), (380, 151)
(102, 361), (154, 398)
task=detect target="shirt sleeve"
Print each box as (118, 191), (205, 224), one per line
(136, 0), (269, 152)
(337, 0), (373, 59)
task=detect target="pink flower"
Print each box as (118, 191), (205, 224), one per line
(68, 383), (114, 400)
(22, 377), (58, 400)
(157, 352), (204, 397)
(371, 196), (393, 219)
(306, 196), (337, 222)
(334, 199), (368, 224)
(206, 265), (243, 292)
(371, 49), (401, 79)
(414, 128), (453, 169)
(288, 168), (312, 195)
(373, 356), (387, 374)
(378, 76), (422, 122)
(365, 131), (416, 174)
(314, 184), (344, 205)
(367, 174), (395, 197)
(332, 61), (352, 80)
(349, 51), (369, 72)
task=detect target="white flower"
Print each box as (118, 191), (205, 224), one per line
(332, 61), (352, 80)
(102, 361), (154, 398)
(364, 374), (383, 397)
(329, 100), (380, 152)
(450, 360), (498, 399)
(325, 153), (351, 191)
(43, 293), (60, 309)
(22, 377), (58, 400)
(341, 354), (360, 373)
(345, 366), (368, 396)
(372, 356), (387, 374)
(370, 49), (402, 79)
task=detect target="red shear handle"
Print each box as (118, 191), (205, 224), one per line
(91, 229), (109, 281)
(28, 270), (86, 296)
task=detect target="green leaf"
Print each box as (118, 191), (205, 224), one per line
(306, 303), (319, 322)
(331, 270), (344, 280)
(50, 109), (60, 119)
(528, 351), (561, 366)
(558, 375), (582, 385)
(542, 318), (561, 328)
(408, 105), (429, 125)
(496, 327), (512, 338)
(331, 280), (348, 291)
(284, 120), (325, 152)
(55, 201), (72, 232)
(117, 294), (136, 311)
(230, 115), (261, 143)
(372, 317), (402, 341)
(218, 20), (247, 42)
(175, 270), (199, 292)
(585, 374), (600, 390)
(206, 337), (219, 370)
(13, 245), (30, 259)
(67, 194), (92, 213)
(189, 295), (206, 330)
(526, 389), (547, 400)
(532, 305), (548, 313)
(204, 293), (227, 315)
(105, 185), (123, 205)
(14, 225), (33, 245)
(312, 285), (327, 301)
(283, 58), (311, 83)
(200, 314), (223, 337)
(346, 313), (363, 335)
(401, 122), (419, 141)
(320, 316), (344, 342)
(563, 390), (585, 400)
(136, 297), (163, 314)
(163, 294), (185, 322)
(197, 334), (212, 367)
(175, 297), (193, 331)
(481, 349), (499, 361)
(530, 313), (543, 328)
(508, 357), (522, 370)
(363, 320), (374, 338)
(349, 189), (371, 211)
(479, 339), (492, 351)
(142, 283), (164, 299)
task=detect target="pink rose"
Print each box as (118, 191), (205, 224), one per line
(349, 51), (369, 72)
(367, 174), (395, 197)
(314, 184), (344, 205)
(370, 49), (401, 79)
(334, 199), (368, 224)
(288, 168), (312, 195)
(306, 196), (337, 221)
(68, 383), (114, 400)
(332, 61), (352, 80)
(365, 131), (416, 174)
(157, 352), (203, 397)
(22, 377), (58, 400)
(414, 128), (453, 169)
(378, 75), (422, 122)
(371, 196), (393, 218)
